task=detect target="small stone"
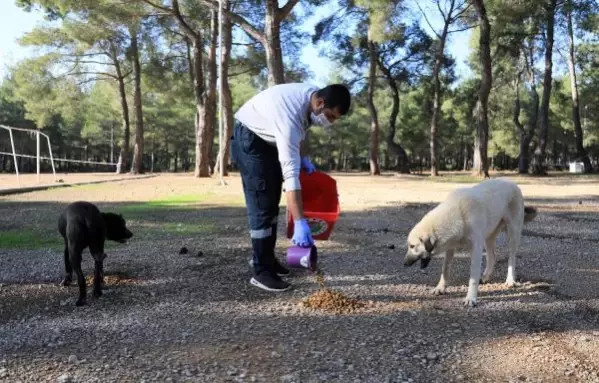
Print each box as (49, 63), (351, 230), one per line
(271, 351), (281, 358)
(68, 355), (78, 363)
(179, 247), (188, 255)
(426, 352), (437, 361)
(0, 368), (7, 378)
(56, 373), (73, 383)
(565, 370), (574, 377)
(196, 251), (204, 257)
(388, 244), (395, 250)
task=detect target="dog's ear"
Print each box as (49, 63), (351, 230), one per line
(423, 237), (435, 253)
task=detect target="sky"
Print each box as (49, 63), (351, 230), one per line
(0, 1), (473, 85)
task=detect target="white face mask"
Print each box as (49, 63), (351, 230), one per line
(310, 111), (332, 128)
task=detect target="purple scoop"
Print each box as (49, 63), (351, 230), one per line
(286, 245), (318, 271)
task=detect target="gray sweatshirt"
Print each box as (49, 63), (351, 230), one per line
(234, 83), (318, 191)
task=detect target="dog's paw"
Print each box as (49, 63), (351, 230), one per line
(480, 275), (491, 285)
(93, 289), (102, 298)
(60, 278), (72, 287)
(463, 296), (477, 307)
(431, 286), (446, 295)
(75, 299), (86, 307)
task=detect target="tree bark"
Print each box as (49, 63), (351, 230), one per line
(472, 0), (492, 178)
(265, 0), (286, 86)
(111, 41), (130, 175)
(533, 0), (556, 175)
(566, 1), (592, 172)
(221, 0), (233, 176)
(206, 9), (218, 173)
(514, 72), (535, 174)
(129, 27), (144, 175)
(196, 0), (299, 86)
(366, 40), (380, 176)
(429, 8), (452, 177)
(192, 35), (211, 177)
(377, 58), (409, 173)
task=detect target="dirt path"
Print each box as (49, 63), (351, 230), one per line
(1, 173), (599, 382)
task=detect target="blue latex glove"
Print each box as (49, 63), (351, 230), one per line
(301, 156), (316, 174)
(292, 218), (314, 248)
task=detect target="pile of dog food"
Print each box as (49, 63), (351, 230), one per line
(301, 270), (364, 314)
(85, 273), (138, 287)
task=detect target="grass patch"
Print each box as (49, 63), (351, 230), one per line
(138, 221), (217, 236)
(0, 229), (128, 250)
(117, 193), (244, 217)
(0, 230), (62, 250)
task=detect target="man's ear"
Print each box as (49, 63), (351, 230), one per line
(423, 236), (435, 253)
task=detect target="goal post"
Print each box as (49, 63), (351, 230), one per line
(0, 125), (116, 186)
(0, 125), (57, 186)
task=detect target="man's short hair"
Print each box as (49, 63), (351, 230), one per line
(316, 84), (351, 115)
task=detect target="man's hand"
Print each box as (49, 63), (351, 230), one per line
(301, 156), (316, 174)
(286, 189), (313, 247)
(292, 218), (314, 248)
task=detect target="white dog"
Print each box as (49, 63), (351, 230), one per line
(403, 179), (537, 307)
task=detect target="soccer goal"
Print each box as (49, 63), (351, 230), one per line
(0, 125), (118, 186)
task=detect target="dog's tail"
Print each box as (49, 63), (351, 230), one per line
(524, 206), (537, 223)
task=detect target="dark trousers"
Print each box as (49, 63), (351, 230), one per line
(231, 121), (283, 275)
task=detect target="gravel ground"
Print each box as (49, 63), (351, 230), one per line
(2, 172), (599, 382)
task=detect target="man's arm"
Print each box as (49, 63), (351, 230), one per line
(285, 189), (305, 222)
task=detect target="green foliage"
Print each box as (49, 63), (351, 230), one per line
(4, 0), (599, 175)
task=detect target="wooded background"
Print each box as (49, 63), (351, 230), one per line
(1, 0), (598, 177)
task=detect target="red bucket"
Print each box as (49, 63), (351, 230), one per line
(286, 171), (340, 241)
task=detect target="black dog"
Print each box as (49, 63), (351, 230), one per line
(58, 201), (133, 306)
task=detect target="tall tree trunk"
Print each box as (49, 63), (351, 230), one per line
(111, 42), (130, 174)
(378, 59), (409, 174)
(206, 9), (218, 173)
(366, 40), (380, 176)
(472, 0), (492, 178)
(192, 35), (211, 177)
(221, 0), (233, 176)
(130, 27), (144, 174)
(514, 72), (534, 174)
(199, 0), (299, 87)
(566, 1), (592, 172)
(533, 0), (556, 175)
(429, 23), (450, 177)
(265, 0), (285, 86)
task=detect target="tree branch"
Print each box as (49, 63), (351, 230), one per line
(229, 67), (259, 77)
(171, 0), (199, 40)
(197, 0), (265, 44)
(62, 59), (116, 66)
(448, 24), (477, 34)
(277, 0), (300, 23)
(450, 2), (472, 22)
(139, 0), (171, 14)
(77, 77), (113, 86)
(66, 71), (118, 79)
(436, 1), (447, 23)
(416, 2), (441, 39)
